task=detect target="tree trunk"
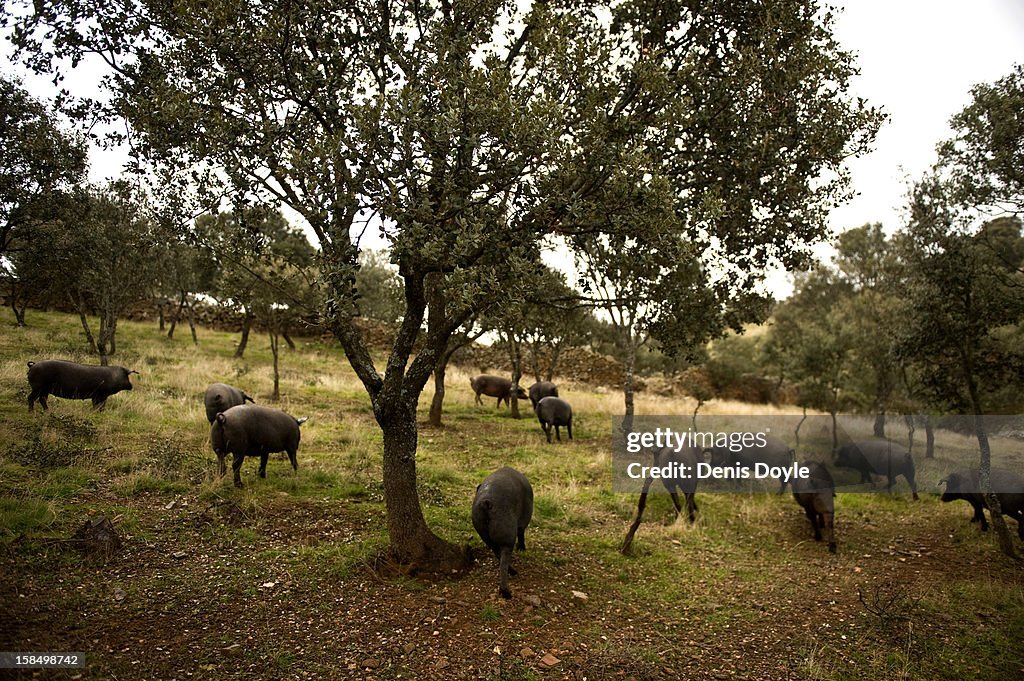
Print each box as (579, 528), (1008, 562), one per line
(12, 298), (26, 326)
(873, 411), (886, 438)
(924, 416), (935, 459)
(526, 339), (542, 384)
(185, 297), (198, 344)
(830, 410), (838, 452)
(109, 314), (117, 356)
(270, 327), (280, 401)
(427, 342), (461, 427)
(620, 329), (638, 433)
(96, 303), (114, 364)
(546, 338), (565, 382)
(428, 362), (447, 427)
(97, 315), (110, 366)
(167, 291), (186, 339)
(330, 257), (468, 573)
(426, 272), (449, 428)
(904, 414), (915, 454)
(158, 298), (166, 331)
(283, 330), (296, 350)
(379, 403), (469, 569)
(506, 329), (523, 419)
(71, 292), (98, 354)
(8, 278), (27, 326)
(962, 355), (1015, 557)
(621, 476), (655, 555)
(795, 407), (808, 451)
(235, 306), (254, 358)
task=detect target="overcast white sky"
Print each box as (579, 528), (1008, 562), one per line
(5, 1), (1024, 297)
(826, 0), (1024, 234)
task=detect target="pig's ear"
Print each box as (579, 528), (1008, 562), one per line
(938, 477), (948, 488)
(216, 413), (227, 425)
(128, 369), (140, 375)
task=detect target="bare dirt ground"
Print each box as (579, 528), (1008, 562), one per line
(4, 489), (1022, 681)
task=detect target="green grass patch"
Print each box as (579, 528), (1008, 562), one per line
(0, 496), (56, 538)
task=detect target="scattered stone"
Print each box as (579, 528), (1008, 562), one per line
(113, 588), (125, 602)
(539, 653), (560, 669)
(71, 516), (121, 562)
(401, 643), (416, 655)
(523, 594), (542, 607)
(222, 644), (242, 658)
(361, 658), (380, 669)
(164, 500), (176, 510)
(520, 647), (535, 659)
(261, 581), (276, 588)
(172, 551), (187, 560)
(571, 590), (588, 601)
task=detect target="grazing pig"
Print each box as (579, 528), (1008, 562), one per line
(791, 461), (837, 553)
(939, 468), (1024, 539)
(210, 404), (307, 488)
(528, 381), (558, 410)
(203, 382), (255, 423)
(469, 375), (528, 408)
(834, 440), (918, 500)
(535, 396), (573, 443)
(472, 467), (533, 599)
(27, 360), (137, 411)
(707, 435), (795, 494)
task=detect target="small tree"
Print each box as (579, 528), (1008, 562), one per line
(576, 223), (767, 428)
(157, 233), (218, 343)
(0, 76), (87, 324)
(198, 208), (316, 359)
(831, 224), (905, 436)
(250, 258), (318, 401)
(519, 269), (589, 383)
(938, 63), (1024, 216)
(0, 75), (87, 258)
(765, 268), (855, 449)
(897, 176), (1024, 557)
(478, 264), (584, 419)
(18, 182), (158, 363)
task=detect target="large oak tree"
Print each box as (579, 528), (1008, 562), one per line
(5, 0), (881, 569)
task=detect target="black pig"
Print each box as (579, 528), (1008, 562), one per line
(527, 381), (558, 410)
(791, 460), (837, 553)
(210, 404), (307, 488)
(940, 467), (1024, 539)
(535, 396), (573, 443)
(469, 375), (528, 408)
(204, 382), (255, 423)
(27, 359), (137, 411)
(472, 467), (533, 599)
(834, 440), (918, 500)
